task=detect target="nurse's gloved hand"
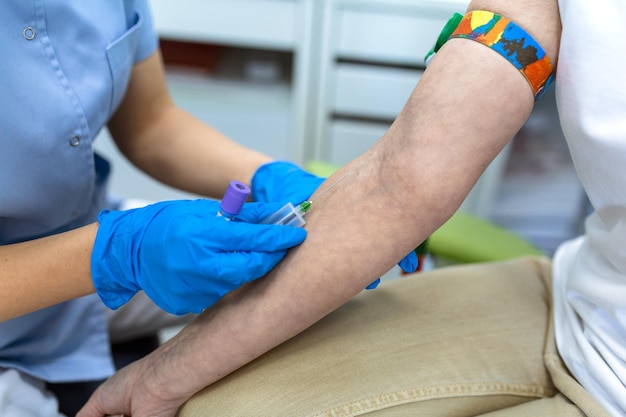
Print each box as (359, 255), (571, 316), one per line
(252, 161), (419, 290)
(251, 161), (325, 205)
(91, 199), (306, 315)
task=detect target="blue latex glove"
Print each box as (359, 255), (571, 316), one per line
(252, 161), (418, 289)
(251, 161), (325, 206)
(91, 199), (307, 315)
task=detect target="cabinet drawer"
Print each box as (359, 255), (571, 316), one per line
(150, 0), (297, 50)
(328, 120), (389, 166)
(336, 6), (458, 65)
(331, 63), (422, 120)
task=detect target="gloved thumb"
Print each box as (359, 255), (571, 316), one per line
(398, 251), (419, 273)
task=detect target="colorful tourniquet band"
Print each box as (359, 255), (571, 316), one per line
(449, 10), (554, 100)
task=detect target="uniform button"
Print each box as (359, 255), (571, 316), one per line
(23, 27), (36, 40)
(69, 135), (81, 147)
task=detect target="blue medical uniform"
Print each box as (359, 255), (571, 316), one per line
(0, 1), (158, 382)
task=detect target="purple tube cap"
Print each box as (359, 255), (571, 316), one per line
(220, 180), (251, 216)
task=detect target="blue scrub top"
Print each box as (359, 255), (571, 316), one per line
(0, 1), (158, 382)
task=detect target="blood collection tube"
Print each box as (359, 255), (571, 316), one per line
(217, 180), (251, 221)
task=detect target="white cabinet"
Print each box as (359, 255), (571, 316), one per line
(328, 120), (388, 166)
(332, 64), (422, 119)
(334, 3), (458, 66)
(149, 0), (317, 164)
(312, 0), (468, 159)
(149, 0), (299, 50)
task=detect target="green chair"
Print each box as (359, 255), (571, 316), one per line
(304, 160), (543, 266)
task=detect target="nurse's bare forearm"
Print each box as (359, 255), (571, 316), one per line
(0, 224), (97, 321)
(115, 105), (271, 197)
(108, 52), (271, 199)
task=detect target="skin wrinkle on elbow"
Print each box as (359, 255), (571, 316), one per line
(375, 125), (470, 222)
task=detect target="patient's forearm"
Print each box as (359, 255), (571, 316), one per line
(150, 23), (557, 394)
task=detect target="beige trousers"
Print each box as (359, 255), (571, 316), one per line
(178, 257), (609, 417)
